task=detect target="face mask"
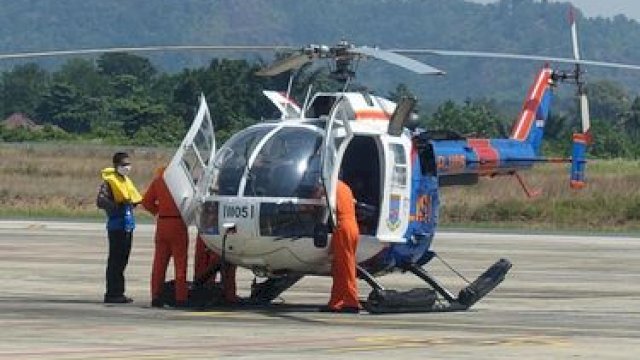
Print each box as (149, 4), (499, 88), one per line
(116, 165), (131, 176)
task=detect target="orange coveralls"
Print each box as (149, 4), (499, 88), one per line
(194, 234), (238, 303)
(142, 171), (189, 304)
(328, 180), (361, 310)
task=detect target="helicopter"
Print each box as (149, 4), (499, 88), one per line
(3, 13), (639, 313)
(155, 17), (640, 313)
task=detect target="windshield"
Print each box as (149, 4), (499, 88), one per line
(244, 126), (323, 198)
(213, 125), (275, 195)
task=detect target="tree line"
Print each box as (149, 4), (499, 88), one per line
(1, 52), (640, 159)
(4, 0), (640, 101)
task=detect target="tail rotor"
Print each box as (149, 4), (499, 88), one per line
(568, 7), (591, 189)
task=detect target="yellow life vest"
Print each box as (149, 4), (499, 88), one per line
(101, 167), (143, 204)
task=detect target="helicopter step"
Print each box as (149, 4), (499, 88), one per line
(362, 259), (512, 314)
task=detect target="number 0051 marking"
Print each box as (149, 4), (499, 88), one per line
(222, 204), (255, 218)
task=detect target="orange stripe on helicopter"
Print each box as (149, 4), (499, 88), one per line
(354, 110), (390, 120)
(278, 91), (301, 107)
(572, 132), (591, 145)
(570, 180), (586, 190)
(467, 138), (499, 175)
(511, 69), (553, 141)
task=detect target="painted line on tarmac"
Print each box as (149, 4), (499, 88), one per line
(178, 311), (253, 318)
(325, 316), (640, 338)
(177, 310), (640, 338)
(328, 335), (571, 353)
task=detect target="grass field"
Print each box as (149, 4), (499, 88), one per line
(0, 143), (171, 220)
(438, 159), (640, 231)
(1, 143), (639, 232)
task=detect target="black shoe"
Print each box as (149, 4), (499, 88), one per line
(336, 306), (360, 314)
(104, 295), (133, 304)
(151, 298), (164, 308)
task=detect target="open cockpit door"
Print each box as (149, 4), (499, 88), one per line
(320, 96), (354, 225)
(387, 97), (417, 136)
(163, 95), (217, 224)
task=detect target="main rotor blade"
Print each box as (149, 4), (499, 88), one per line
(255, 52), (312, 76)
(352, 46), (445, 75)
(0, 45), (296, 60)
(392, 49), (640, 71)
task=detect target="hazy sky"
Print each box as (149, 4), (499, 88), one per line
(469, 0), (640, 20)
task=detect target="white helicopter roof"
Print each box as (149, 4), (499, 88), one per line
(305, 91), (396, 120)
(263, 90), (403, 135)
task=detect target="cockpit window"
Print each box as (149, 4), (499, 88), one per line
(305, 95), (337, 118)
(213, 125), (274, 195)
(305, 95), (356, 120)
(244, 127), (323, 198)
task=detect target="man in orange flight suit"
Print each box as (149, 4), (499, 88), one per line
(142, 167), (189, 308)
(324, 180), (361, 313)
(194, 234), (239, 303)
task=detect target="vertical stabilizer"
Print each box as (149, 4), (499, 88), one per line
(510, 68), (554, 155)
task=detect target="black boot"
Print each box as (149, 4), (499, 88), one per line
(104, 295), (133, 304)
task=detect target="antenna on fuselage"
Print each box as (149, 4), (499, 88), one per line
(286, 72), (294, 100)
(301, 84), (314, 120)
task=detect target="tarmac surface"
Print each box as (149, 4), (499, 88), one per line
(0, 220), (639, 359)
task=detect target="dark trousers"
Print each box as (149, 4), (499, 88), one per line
(105, 230), (132, 298)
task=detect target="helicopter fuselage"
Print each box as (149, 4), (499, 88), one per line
(185, 73), (553, 279)
(197, 115), (440, 277)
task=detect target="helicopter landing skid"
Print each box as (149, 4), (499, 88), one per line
(362, 259), (512, 314)
(249, 274), (303, 305)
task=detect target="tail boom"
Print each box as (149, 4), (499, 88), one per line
(425, 68), (556, 181)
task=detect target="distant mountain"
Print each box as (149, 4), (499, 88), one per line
(2, 0), (640, 103)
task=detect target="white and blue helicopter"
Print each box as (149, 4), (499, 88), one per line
(156, 22), (640, 312)
(4, 15), (639, 313)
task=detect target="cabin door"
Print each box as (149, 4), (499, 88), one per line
(321, 96), (354, 226)
(164, 95), (217, 224)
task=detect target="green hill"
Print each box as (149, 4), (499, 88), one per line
(2, 0), (640, 101)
